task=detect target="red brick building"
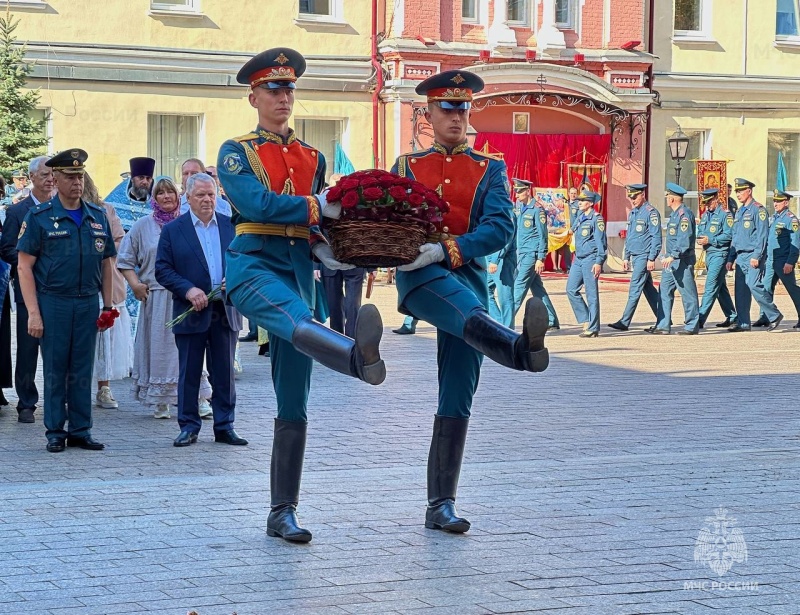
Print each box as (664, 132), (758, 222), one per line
(379, 0), (653, 241)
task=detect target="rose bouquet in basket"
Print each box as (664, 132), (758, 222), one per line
(325, 169), (450, 268)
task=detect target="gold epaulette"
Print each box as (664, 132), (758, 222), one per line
(233, 132), (259, 143)
(471, 149), (502, 161)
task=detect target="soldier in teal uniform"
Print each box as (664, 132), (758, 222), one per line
(512, 181), (559, 330)
(609, 184), (663, 331)
(726, 178), (783, 331)
(16, 149), (117, 453)
(487, 184), (518, 327)
(566, 188), (607, 337)
(217, 48), (385, 544)
(763, 190), (800, 328)
(649, 183), (699, 334)
(391, 70), (550, 534)
(696, 188), (737, 328)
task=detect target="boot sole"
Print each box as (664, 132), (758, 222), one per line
(266, 527), (313, 543)
(355, 304), (386, 385)
(425, 520), (471, 533)
(523, 297), (549, 352)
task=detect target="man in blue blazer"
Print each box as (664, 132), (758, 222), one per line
(155, 173), (246, 447)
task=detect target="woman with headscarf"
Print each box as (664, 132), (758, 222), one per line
(117, 176), (185, 418)
(84, 172), (133, 409)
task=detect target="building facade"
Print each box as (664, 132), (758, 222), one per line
(651, 0), (800, 216)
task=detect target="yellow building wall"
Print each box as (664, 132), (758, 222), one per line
(13, 0), (373, 56)
(33, 82), (374, 196)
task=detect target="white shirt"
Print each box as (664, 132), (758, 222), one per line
(189, 210), (223, 288)
(180, 194), (231, 216)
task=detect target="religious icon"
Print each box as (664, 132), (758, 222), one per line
(513, 112), (530, 134)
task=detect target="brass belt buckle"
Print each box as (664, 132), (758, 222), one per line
(285, 225), (296, 238)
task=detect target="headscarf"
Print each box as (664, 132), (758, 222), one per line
(150, 175), (181, 227)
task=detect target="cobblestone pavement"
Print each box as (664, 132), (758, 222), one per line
(1, 273), (799, 615)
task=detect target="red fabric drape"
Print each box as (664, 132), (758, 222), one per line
(473, 133), (611, 190)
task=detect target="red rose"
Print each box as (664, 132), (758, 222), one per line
(339, 178), (359, 191)
(359, 177), (379, 188)
(327, 186), (343, 202)
(341, 191), (360, 208)
(388, 186), (408, 201)
(362, 186), (384, 201)
(411, 183), (428, 195)
(408, 193), (424, 206)
(379, 176), (397, 189)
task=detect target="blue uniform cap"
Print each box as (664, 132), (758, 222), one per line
(237, 47), (306, 88)
(415, 70), (484, 109)
(773, 189), (792, 202)
(700, 188), (719, 203)
(46, 148), (88, 174)
(665, 182), (687, 197)
(512, 178), (532, 191)
(734, 177), (755, 191)
(577, 188), (597, 202)
(625, 183), (646, 197)
(11, 169), (26, 178)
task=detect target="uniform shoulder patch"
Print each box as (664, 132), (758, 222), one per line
(233, 132), (258, 143)
(793, 218), (799, 232)
(17, 220), (26, 240)
(759, 209), (767, 221)
(650, 213), (659, 226)
(539, 212), (547, 224)
(680, 218), (689, 232)
(597, 217), (605, 232)
(222, 152), (244, 175)
(727, 214), (734, 227)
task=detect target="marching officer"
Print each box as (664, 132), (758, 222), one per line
(391, 70), (550, 534)
(696, 188), (737, 328)
(217, 48), (385, 543)
(763, 190), (800, 328)
(512, 180), (559, 330)
(16, 149), (117, 452)
(565, 188), (607, 337)
(725, 178), (783, 331)
(649, 183), (699, 334)
(608, 184), (663, 331)
(487, 207), (517, 327)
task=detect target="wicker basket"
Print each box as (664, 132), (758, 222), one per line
(329, 220), (427, 268)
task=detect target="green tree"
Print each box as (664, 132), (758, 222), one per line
(0, 14), (47, 180)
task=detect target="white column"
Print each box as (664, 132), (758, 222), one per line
(537, 0), (566, 57)
(488, 0), (518, 53)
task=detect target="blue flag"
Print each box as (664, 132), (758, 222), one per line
(334, 143), (356, 175)
(776, 151), (788, 192)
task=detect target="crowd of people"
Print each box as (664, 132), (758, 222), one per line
(1, 47), (798, 543)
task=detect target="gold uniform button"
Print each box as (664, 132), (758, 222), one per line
(480, 161), (486, 167)
(290, 168), (294, 174)
(444, 179), (451, 184)
(282, 147), (289, 153)
(446, 157), (452, 162)
(410, 158), (417, 164)
(311, 151), (316, 157)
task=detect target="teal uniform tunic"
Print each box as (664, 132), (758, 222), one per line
(217, 128), (326, 422)
(697, 206), (736, 326)
(392, 144), (514, 419)
(619, 202), (663, 326)
(487, 212), (517, 327)
(16, 196), (116, 440)
(764, 209), (800, 318)
(512, 201), (559, 326)
(566, 210), (607, 332)
(656, 204), (699, 333)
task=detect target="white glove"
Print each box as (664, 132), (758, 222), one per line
(317, 189), (341, 220)
(312, 243), (355, 270)
(397, 243), (445, 272)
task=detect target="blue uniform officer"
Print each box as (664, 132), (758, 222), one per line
(565, 189), (607, 337)
(512, 181), (559, 329)
(726, 178), (782, 331)
(650, 183), (700, 334)
(487, 196), (517, 327)
(609, 184), (663, 331)
(696, 188), (737, 328)
(16, 149), (117, 453)
(763, 190), (800, 328)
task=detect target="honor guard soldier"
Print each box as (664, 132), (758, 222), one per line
(725, 178), (783, 331)
(649, 183), (700, 334)
(512, 180), (560, 330)
(763, 190), (800, 328)
(16, 149), (117, 453)
(608, 184), (663, 331)
(217, 48), (385, 544)
(391, 70), (550, 534)
(696, 188), (737, 328)
(565, 188), (607, 337)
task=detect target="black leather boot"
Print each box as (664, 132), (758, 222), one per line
(267, 419), (312, 543)
(462, 297), (549, 372)
(425, 415), (470, 533)
(292, 304), (385, 384)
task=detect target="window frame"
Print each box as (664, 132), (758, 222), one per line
(4, 0), (49, 10)
(462, 0), (479, 24)
(776, 0), (800, 44)
(673, 0), (714, 43)
(294, 117), (346, 183)
(767, 131), (800, 213)
(297, 0), (345, 24)
(147, 113), (203, 181)
(507, 0), (531, 27)
(555, 0), (578, 30)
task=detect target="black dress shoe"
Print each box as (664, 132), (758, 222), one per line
(676, 330), (698, 335)
(46, 438), (66, 453)
(608, 321), (629, 331)
(267, 506), (313, 543)
(239, 333), (258, 342)
(214, 429), (248, 445)
(715, 318), (734, 327)
(752, 316), (770, 327)
(173, 430), (198, 447)
(392, 324), (416, 335)
(579, 330), (599, 338)
(18, 408), (35, 423)
(66, 435), (105, 450)
(793, 321), (800, 329)
(767, 314), (784, 331)
(728, 323), (751, 332)
(425, 500), (471, 533)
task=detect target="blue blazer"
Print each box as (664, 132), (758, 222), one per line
(155, 212), (243, 335)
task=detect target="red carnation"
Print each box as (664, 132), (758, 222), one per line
(362, 187), (384, 201)
(339, 178), (359, 191)
(327, 186), (344, 202)
(388, 186), (408, 201)
(341, 191), (360, 209)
